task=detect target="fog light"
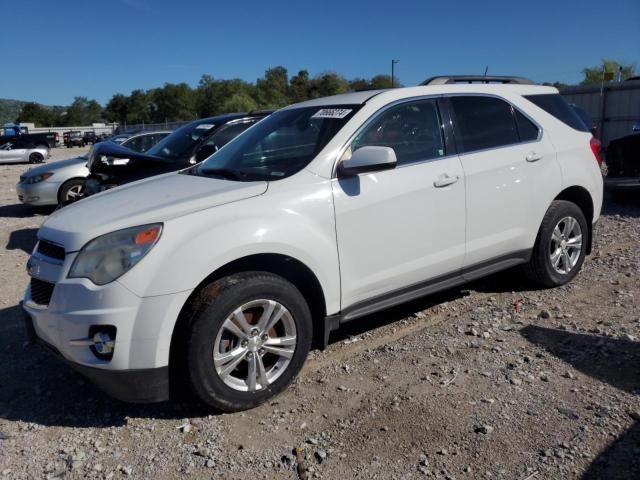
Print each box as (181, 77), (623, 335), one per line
(69, 325), (117, 360)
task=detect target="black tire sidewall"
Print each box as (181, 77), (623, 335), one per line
(58, 179), (85, 203)
(186, 273), (312, 411)
(29, 153), (43, 164)
(537, 202), (588, 286)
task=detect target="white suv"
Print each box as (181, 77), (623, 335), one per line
(22, 76), (603, 411)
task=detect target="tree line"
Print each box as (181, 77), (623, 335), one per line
(16, 60), (636, 128)
(17, 67), (396, 128)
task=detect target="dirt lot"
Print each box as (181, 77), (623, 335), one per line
(1, 148), (639, 480)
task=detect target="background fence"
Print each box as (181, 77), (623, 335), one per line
(560, 79), (640, 150)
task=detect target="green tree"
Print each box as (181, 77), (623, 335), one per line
(220, 92), (258, 113)
(149, 83), (195, 123)
(64, 97), (103, 126)
(370, 74), (394, 89)
(289, 70), (311, 103)
(17, 102), (54, 126)
(104, 94), (128, 124)
(310, 72), (349, 98)
(256, 66), (289, 108)
(125, 89), (151, 125)
(581, 59), (636, 85)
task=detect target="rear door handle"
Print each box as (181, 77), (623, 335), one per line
(433, 173), (459, 188)
(525, 152), (543, 162)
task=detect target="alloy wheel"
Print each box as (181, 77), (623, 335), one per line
(549, 216), (583, 274)
(213, 299), (297, 392)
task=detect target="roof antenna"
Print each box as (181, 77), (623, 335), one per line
(483, 66), (489, 77)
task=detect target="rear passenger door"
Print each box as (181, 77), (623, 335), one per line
(447, 95), (560, 272)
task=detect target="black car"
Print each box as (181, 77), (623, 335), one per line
(64, 131), (85, 148)
(84, 111), (270, 196)
(83, 131), (98, 144)
(605, 133), (640, 199)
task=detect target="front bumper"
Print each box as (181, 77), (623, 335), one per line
(23, 308), (169, 403)
(604, 177), (640, 192)
(22, 251), (192, 403)
(16, 181), (61, 206)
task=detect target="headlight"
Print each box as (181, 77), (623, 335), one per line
(23, 173), (54, 184)
(69, 224), (162, 285)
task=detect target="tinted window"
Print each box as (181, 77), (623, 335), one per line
(205, 121), (256, 149)
(525, 94), (588, 132)
(450, 96), (519, 153)
(514, 109), (540, 142)
(352, 99), (445, 165)
(146, 122), (217, 159)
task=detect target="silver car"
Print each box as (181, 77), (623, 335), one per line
(17, 155), (89, 205)
(0, 142), (49, 164)
(16, 130), (172, 206)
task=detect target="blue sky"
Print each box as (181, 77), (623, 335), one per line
(2, 0), (638, 106)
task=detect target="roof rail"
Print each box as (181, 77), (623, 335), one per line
(248, 109), (275, 116)
(421, 75), (535, 86)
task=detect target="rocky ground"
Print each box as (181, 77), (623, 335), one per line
(0, 149), (639, 479)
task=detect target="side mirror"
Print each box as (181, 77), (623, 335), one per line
(338, 146), (397, 176)
(195, 144), (219, 162)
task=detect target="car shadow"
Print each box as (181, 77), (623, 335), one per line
(602, 191), (640, 218)
(521, 325), (640, 479)
(0, 203), (55, 219)
(0, 304), (212, 428)
(6, 228), (39, 254)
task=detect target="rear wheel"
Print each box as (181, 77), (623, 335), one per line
(28, 152), (44, 164)
(58, 178), (85, 203)
(523, 200), (588, 287)
(184, 272), (312, 412)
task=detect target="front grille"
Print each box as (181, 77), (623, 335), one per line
(31, 278), (55, 306)
(37, 240), (65, 261)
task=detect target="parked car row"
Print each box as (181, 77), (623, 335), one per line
(21, 77), (605, 412)
(17, 130), (173, 206)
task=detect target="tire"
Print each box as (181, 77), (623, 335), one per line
(28, 152), (44, 164)
(184, 272), (312, 412)
(58, 178), (85, 203)
(523, 200), (588, 288)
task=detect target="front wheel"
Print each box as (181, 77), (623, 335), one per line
(523, 200), (588, 287)
(184, 272), (312, 412)
(58, 178), (85, 204)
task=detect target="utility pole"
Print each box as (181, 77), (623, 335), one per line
(391, 59), (399, 88)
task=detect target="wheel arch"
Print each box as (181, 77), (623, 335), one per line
(168, 253), (327, 394)
(554, 186), (594, 254)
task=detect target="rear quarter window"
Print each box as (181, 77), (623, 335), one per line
(524, 94), (588, 132)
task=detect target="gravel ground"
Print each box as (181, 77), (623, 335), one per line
(1, 148), (639, 479)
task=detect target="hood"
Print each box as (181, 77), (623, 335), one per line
(39, 172), (268, 251)
(23, 156), (87, 177)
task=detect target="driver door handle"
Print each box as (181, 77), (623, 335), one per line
(525, 151), (543, 162)
(433, 173), (459, 188)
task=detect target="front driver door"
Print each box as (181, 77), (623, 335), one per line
(333, 98), (466, 310)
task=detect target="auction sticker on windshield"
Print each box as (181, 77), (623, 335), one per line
(311, 108), (352, 119)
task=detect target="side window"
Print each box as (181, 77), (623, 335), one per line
(206, 121), (255, 149)
(514, 109), (540, 142)
(123, 135), (143, 152)
(351, 99), (445, 166)
(450, 96), (519, 153)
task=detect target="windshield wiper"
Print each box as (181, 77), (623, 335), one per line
(198, 167), (244, 181)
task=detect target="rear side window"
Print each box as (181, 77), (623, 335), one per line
(450, 96), (519, 153)
(524, 94), (588, 132)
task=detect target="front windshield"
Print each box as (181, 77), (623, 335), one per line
(195, 105), (358, 181)
(146, 122), (216, 160)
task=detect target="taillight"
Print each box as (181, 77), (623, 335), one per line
(590, 137), (602, 166)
